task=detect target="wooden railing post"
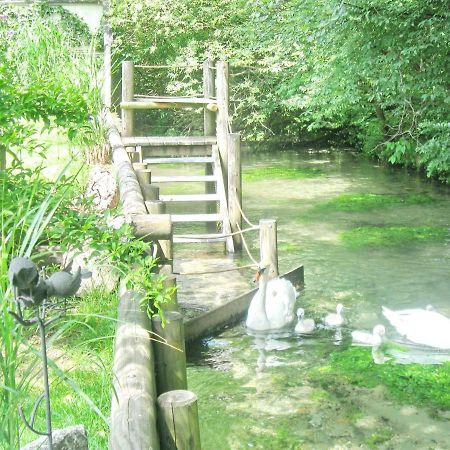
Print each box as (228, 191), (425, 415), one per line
(216, 61), (230, 197)
(204, 60), (217, 225)
(228, 133), (242, 250)
(259, 219), (278, 279)
(157, 390), (201, 450)
(203, 60), (215, 136)
(121, 61), (134, 136)
(151, 311), (187, 396)
(102, 0), (112, 109)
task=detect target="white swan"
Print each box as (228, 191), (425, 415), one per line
(382, 306), (450, 349)
(352, 324), (385, 347)
(324, 303), (344, 327)
(246, 266), (297, 331)
(295, 308), (315, 334)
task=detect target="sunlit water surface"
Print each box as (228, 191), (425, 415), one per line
(172, 147), (450, 449)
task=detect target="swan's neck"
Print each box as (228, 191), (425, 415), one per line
(257, 270), (269, 322)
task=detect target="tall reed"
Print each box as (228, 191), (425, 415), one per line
(0, 161), (73, 449)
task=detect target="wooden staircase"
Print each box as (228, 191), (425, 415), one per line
(120, 60), (242, 253)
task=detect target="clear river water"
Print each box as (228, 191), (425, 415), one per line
(172, 146), (450, 450)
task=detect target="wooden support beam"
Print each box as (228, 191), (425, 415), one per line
(227, 133), (242, 250)
(131, 214), (172, 241)
(216, 61), (230, 196)
(151, 312), (188, 396)
(121, 99), (218, 111)
(259, 219), (278, 278)
(109, 290), (160, 450)
(102, 0), (112, 109)
(157, 390), (201, 450)
(136, 169), (152, 186)
(121, 61), (134, 136)
(142, 184), (160, 201)
(203, 60), (216, 136)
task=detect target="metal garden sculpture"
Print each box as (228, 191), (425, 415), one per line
(8, 257), (83, 450)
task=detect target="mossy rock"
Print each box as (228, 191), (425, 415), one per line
(340, 226), (449, 248)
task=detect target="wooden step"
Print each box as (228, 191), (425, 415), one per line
(122, 136), (217, 147)
(174, 233), (227, 243)
(152, 175), (217, 183)
(160, 194), (219, 202)
(171, 213), (222, 223)
(143, 156), (213, 164)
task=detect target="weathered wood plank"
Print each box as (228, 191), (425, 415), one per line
(151, 175), (217, 183)
(122, 136), (216, 147)
(160, 194), (219, 202)
(144, 156), (213, 164)
(171, 213), (222, 223)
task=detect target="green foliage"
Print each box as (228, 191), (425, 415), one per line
(340, 226), (449, 248)
(0, 5), (102, 163)
(0, 163), (163, 447)
(243, 166), (323, 181)
(311, 346), (450, 410)
(110, 0), (450, 180)
(125, 258), (177, 324)
(313, 193), (435, 213)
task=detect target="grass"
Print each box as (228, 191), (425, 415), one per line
(340, 226), (449, 248)
(309, 346), (450, 410)
(312, 193), (436, 213)
(243, 166), (323, 181)
(19, 289), (117, 449)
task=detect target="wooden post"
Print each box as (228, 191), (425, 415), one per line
(136, 169), (152, 186)
(151, 312), (187, 396)
(203, 60), (215, 136)
(142, 184), (160, 201)
(216, 61), (230, 197)
(259, 219), (278, 279)
(227, 133), (242, 250)
(204, 60), (216, 227)
(146, 200), (173, 263)
(109, 290), (160, 450)
(122, 61), (134, 136)
(157, 390), (201, 450)
(145, 200), (166, 215)
(102, 0), (112, 109)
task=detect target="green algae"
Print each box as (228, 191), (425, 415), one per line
(309, 347), (450, 410)
(340, 226), (449, 248)
(187, 366), (306, 449)
(243, 166), (324, 181)
(313, 193), (436, 213)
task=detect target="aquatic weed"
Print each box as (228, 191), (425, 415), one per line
(340, 226), (449, 248)
(243, 166), (324, 181)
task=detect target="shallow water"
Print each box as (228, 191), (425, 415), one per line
(172, 147), (450, 449)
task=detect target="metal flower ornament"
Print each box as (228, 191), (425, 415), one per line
(8, 257), (86, 450)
